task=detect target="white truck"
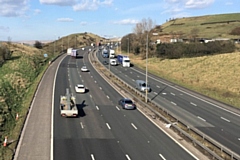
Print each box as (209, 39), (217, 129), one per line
(109, 49), (115, 58)
(60, 88), (78, 117)
(110, 59), (117, 66)
(67, 48), (73, 55)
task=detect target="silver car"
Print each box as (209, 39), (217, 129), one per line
(118, 98), (136, 110)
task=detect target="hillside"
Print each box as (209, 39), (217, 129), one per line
(151, 13), (240, 42)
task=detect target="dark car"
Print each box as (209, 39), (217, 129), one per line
(118, 98), (136, 110)
(103, 60), (108, 65)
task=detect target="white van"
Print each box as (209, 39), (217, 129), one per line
(135, 80), (151, 92)
(109, 49), (115, 58)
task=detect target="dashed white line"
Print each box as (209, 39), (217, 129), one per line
(162, 92), (167, 95)
(96, 106), (99, 110)
(80, 75), (81, 77)
(125, 75), (128, 77)
(159, 154), (166, 160)
(116, 106), (120, 110)
(238, 138), (240, 141)
(154, 92), (158, 95)
(197, 116), (206, 122)
(90, 95), (92, 98)
(80, 122), (84, 129)
(157, 85), (160, 88)
(171, 102), (177, 106)
(106, 95), (109, 99)
(106, 123), (111, 129)
(94, 81), (97, 83)
(130, 72), (132, 74)
(132, 79), (135, 81)
(126, 154), (131, 160)
(171, 92), (175, 96)
(82, 80), (84, 82)
(190, 102), (197, 106)
(91, 154), (95, 160)
(137, 75), (140, 77)
(99, 87), (102, 90)
(131, 123), (137, 130)
(221, 117), (230, 122)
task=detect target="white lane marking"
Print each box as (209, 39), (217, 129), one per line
(126, 154), (131, 160)
(132, 79), (135, 81)
(171, 92), (175, 96)
(82, 80), (84, 82)
(91, 154), (95, 160)
(130, 72), (132, 74)
(91, 76), (93, 78)
(162, 92), (167, 95)
(125, 75), (128, 77)
(99, 87), (102, 90)
(137, 75), (140, 77)
(80, 122), (84, 129)
(197, 116), (206, 122)
(238, 138), (240, 141)
(106, 123), (111, 129)
(90, 95), (92, 98)
(131, 123), (138, 130)
(94, 81), (97, 83)
(80, 75), (81, 77)
(116, 106), (120, 110)
(96, 106), (99, 110)
(171, 102), (177, 106)
(157, 85), (160, 88)
(106, 95), (109, 99)
(159, 154), (166, 160)
(154, 92), (158, 95)
(190, 102), (197, 106)
(221, 117), (230, 122)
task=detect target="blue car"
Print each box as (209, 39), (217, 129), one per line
(118, 98), (136, 110)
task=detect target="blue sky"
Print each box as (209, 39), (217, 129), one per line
(0, 0), (239, 41)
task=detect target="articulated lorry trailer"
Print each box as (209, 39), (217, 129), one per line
(60, 88), (78, 117)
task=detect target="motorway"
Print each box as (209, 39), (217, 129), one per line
(97, 49), (240, 156)
(53, 49), (197, 160)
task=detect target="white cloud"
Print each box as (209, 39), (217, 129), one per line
(34, 9), (41, 15)
(0, 26), (10, 32)
(40, 0), (76, 6)
(80, 21), (87, 25)
(113, 19), (139, 25)
(0, 0), (29, 17)
(185, 0), (215, 9)
(57, 18), (74, 22)
(73, 0), (113, 11)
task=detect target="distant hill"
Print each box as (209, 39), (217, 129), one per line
(152, 13), (240, 42)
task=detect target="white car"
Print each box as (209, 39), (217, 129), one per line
(81, 66), (88, 72)
(75, 84), (85, 93)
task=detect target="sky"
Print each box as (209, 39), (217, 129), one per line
(0, 0), (239, 41)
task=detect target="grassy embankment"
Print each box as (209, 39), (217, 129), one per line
(0, 43), (52, 160)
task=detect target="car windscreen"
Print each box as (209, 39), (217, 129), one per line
(125, 100), (133, 104)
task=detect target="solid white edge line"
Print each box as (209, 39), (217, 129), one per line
(51, 55), (66, 160)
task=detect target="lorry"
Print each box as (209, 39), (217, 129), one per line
(117, 55), (130, 67)
(110, 58), (117, 66)
(102, 49), (109, 58)
(67, 48), (73, 55)
(60, 88), (78, 117)
(71, 49), (78, 58)
(109, 49), (115, 58)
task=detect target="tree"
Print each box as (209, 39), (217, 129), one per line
(132, 18), (156, 57)
(34, 41), (43, 49)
